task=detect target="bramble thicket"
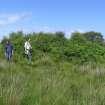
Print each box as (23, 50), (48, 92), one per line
(1, 31), (105, 64)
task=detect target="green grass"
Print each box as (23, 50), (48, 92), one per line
(0, 58), (105, 105)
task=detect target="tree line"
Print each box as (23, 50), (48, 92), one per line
(1, 31), (105, 64)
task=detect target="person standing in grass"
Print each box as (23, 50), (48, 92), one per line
(5, 40), (13, 61)
(24, 38), (32, 63)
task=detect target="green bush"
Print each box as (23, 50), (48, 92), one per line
(1, 31), (105, 64)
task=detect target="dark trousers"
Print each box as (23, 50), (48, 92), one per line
(5, 52), (12, 61)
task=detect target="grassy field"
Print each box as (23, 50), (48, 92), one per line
(0, 57), (105, 105)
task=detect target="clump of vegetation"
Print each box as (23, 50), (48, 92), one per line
(0, 31), (105, 105)
(1, 31), (105, 64)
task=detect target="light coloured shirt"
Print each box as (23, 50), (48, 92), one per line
(24, 41), (32, 54)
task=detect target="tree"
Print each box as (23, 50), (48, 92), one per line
(83, 31), (104, 44)
(55, 32), (65, 38)
(70, 32), (86, 43)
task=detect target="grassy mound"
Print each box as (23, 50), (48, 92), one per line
(0, 59), (105, 105)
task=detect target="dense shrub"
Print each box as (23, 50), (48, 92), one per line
(1, 31), (105, 64)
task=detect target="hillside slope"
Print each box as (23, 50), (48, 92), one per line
(0, 59), (105, 105)
(1, 31), (105, 105)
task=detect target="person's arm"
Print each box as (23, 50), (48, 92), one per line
(24, 42), (26, 48)
(30, 44), (32, 49)
(11, 45), (14, 55)
(5, 45), (7, 52)
(5, 45), (7, 56)
(29, 42), (32, 49)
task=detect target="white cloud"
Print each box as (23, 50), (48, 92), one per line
(7, 15), (20, 23)
(74, 29), (84, 33)
(65, 29), (85, 38)
(42, 26), (50, 32)
(0, 20), (7, 25)
(0, 13), (30, 27)
(33, 26), (53, 33)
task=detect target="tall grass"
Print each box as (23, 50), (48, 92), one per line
(0, 57), (105, 105)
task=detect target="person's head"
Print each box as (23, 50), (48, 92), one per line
(28, 38), (30, 42)
(26, 38), (30, 42)
(6, 40), (10, 44)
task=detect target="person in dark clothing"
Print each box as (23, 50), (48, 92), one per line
(5, 40), (13, 61)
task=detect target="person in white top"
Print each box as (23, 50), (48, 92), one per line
(24, 38), (32, 62)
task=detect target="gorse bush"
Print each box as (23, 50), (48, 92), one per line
(1, 31), (105, 64)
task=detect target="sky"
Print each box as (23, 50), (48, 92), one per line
(0, 0), (105, 39)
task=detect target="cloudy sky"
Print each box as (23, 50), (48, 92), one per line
(0, 0), (105, 39)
